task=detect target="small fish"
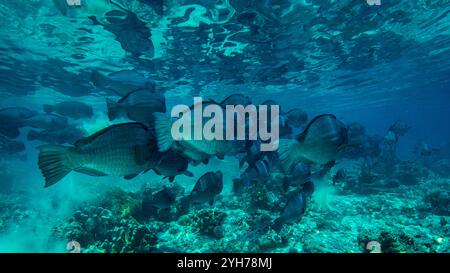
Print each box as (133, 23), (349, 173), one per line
(240, 159), (271, 184)
(278, 114), (348, 173)
(332, 168), (347, 185)
(38, 123), (160, 187)
(272, 181), (314, 232)
(413, 141), (440, 157)
(347, 122), (366, 138)
(216, 94), (252, 107)
(91, 70), (155, 96)
(284, 108), (308, 128)
(0, 107), (37, 120)
(106, 88), (166, 125)
(43, 101), (93, 120)
(183, 171), (223, 207)
(23, 113), (68, 132)
(152, 150), (194, 182)
(388, 120), (411, 137)
(0, 135), (26, 155)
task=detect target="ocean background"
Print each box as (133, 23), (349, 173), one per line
(0, 0), (449, 252)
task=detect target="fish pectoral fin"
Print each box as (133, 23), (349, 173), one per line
(183, 171), (194, 177)
(153, 112), (174, 152)
(124, 173), (139, 180)
(74, 167), (107, 177)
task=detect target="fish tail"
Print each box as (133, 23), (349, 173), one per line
(38, 145), (73, 187)
(43, 104), (53, 113)
(106, 98), (119, 121)
(278, 139), (303, 174)
(153, 112), (174, 152)
(271, 217), (283, 233)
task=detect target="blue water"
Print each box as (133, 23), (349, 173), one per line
(0, 1), (449, 253)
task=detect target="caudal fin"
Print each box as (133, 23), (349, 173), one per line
(38, 145), (73, 187)
(153, 112), (174, 152)
(278, 139), (303, 174)
(106, 98), (119, 121)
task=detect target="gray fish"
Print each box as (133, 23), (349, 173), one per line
(278, 114), (348, 173)
(0, 135), (26, 155)
(43, 101), (93, 120)
(413, 141), (439, 157)
(186, 171), (223, 206)
(332, 168), (347, 185)
(388, 120), (411, 137)
(89, 10), (154, 57)
(151, 187), (177, 209)
(91, 70), (155, 96)
(0, 107), (37, 138)
(233, 159), (270, 194)
(240, 159), (271, 184)
(152, 150), (193, 182)
(153, 102), (246, 163)
(272, 181), (314, 232)
(347, 122), (365, 138)
(23, 113), (68, 132)
(27, 127), (86, 144)
(106, 88), (166, 125)
(285, 108), (308, 128)
(282, 161), (311, 191)
(38, 123), (159, 187)
(261, 99), (282, 113)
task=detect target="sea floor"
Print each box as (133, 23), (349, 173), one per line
(0, 158), (448, 253)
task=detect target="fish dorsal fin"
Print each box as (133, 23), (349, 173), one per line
(296, 114), (336, 142)
(117, 88), (157, 103)
(219, 94), (245, 105)
(74, 122), (147, 147)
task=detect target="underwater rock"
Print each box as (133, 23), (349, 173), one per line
(179, 209), (227, 238)
(54, 204), (157, 253)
